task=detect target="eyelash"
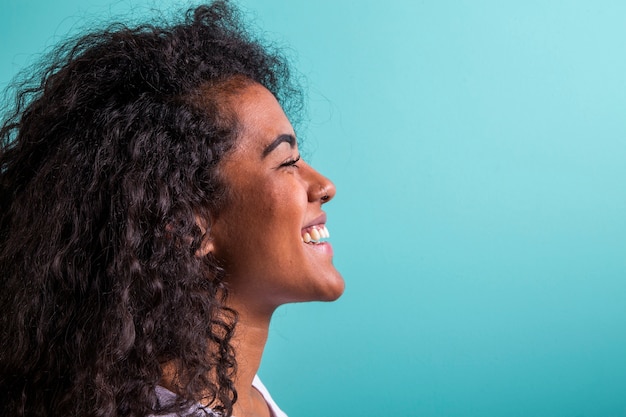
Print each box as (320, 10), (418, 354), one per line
(281, 155), (301, 168)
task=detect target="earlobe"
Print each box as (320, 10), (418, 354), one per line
(194, 214), (216, 257)
(196, 237), (215, 257)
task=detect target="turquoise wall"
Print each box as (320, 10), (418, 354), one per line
(2, 1), (625, 416)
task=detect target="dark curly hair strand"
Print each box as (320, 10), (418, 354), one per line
(0, 2), (300, 416)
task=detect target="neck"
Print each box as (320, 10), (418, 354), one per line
(229, 298), (276, 417)
(232, 304), (271, 391)
(159, 298), (276, 416)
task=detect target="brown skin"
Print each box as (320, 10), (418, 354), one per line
(202, 82), (344, 416)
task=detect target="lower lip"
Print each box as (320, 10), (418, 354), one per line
(304, 241), (334, 256)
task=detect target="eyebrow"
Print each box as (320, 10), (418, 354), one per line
(262, 134), (296, 158)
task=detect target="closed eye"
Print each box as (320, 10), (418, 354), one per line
(280, 155), (301, 168)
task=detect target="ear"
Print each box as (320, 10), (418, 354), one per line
(194, 214), (215, 257)
(195, 236), (215, 257)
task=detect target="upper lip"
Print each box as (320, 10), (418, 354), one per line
(302, 213), (327, 230)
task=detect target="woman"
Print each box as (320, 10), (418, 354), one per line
(0, 2), (344, 416)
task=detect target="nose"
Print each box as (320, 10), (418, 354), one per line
(306, 163), (336, 204)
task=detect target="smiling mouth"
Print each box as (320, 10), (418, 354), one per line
(301, 225), (330, 244)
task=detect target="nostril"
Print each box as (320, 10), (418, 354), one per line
(319, 185), (330, 202)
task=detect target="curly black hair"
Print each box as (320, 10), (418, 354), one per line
(0, 2), (300, 416)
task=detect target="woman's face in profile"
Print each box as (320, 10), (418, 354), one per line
(208, 83), (344, 311)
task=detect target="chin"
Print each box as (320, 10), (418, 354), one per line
(319, 291), (344, 302)
(316, 274), (345, 302)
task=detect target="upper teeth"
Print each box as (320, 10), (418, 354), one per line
(302, 225), (330, 244)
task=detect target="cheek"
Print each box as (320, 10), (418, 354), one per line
(245, 179), (300, 221)
(215, 186), (278, 250)
(212, 174), (307, 256)
(265, 184), (308, 227)
(236, 185), (278, 228)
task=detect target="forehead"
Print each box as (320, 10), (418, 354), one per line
(227, 83), (295, 154)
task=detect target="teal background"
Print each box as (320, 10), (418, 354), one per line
(2, 1), (625, 416)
